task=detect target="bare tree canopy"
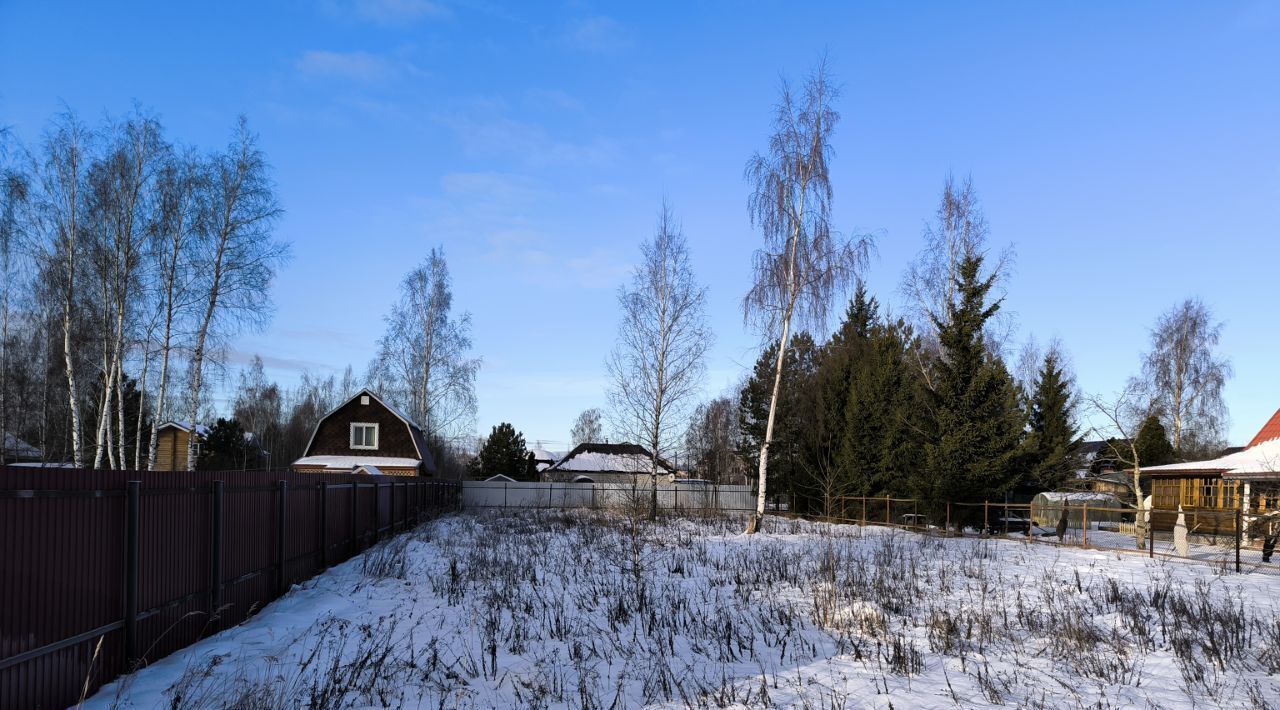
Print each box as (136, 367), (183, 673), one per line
(1139, 297), (1232, 457)
(742, 58), (872, 530)
(570, 407), (604, 447)
(607, 202), (712, 518)
(900, 174), (1015, 359)
(1085, 382), (1159, 549)
(684, 397), (745, 484)
(368, 247), (479, 444)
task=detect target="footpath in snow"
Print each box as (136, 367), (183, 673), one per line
(88, 511), (1280, 709)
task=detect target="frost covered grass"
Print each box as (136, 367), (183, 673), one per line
(89, 511), (1280, 708)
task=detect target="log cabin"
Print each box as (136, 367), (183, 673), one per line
(291, 389), (436, 477)
(152, 422), (209, 471)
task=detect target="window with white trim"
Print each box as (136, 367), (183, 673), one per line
(350, 422), (379, 450)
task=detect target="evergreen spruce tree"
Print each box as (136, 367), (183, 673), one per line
(798, 286), (878, 510)
(840, 316), (923, 497)
(1023, 350), (1082, 490)
(916, 254), (1026, 514)
(474, 422), (530, 480)
(1134, 415), (1176, 467)
(739, 331), (819, 505)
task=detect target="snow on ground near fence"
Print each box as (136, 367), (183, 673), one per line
(88, 512), (1280, 708)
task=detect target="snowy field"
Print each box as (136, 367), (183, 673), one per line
(88, 511), (1280, 709)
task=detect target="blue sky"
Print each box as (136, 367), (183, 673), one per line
(2, 1), (1278, 449)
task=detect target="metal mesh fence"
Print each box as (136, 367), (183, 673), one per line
(822, 497), (1277, 575)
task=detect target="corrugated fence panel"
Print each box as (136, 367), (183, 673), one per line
(0, 466), (459, 709)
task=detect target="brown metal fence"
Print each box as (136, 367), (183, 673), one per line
(0, 466), (459, 710)
(822, 496), (1275, 575)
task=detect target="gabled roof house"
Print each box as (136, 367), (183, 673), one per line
(541, 442), (674, 484)
(1141, 408), (1280, 528)
(292, 389), (436, 477)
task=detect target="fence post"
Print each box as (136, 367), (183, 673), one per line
(861, 497), (867, 526)
(277, 480), (288, 597)
(1236, 508), (1242, 573)
(349, 481), (357, 555)
(211, 480), (224, 630)
(318, 481), (328, 569)
(1149, 514), (1154, 558)
(371, 481), (380, 542)
(124, 480), (141, 669)
(884, 496), (890, 526)
(983, 501), (989, 536)
(946, 502), (951, 536)
(389, 480), (396, 534)
(504, 481), (508, 509)
(1082, 504), (1089, 548)
(592, 484), (596, 509)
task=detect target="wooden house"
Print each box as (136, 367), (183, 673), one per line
(541, 442), (674, 484)
(291, 389), (436, 477)
(1141, 408), (1280, 533)
(152, 422), (210, 471)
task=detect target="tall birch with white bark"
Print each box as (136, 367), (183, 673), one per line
(742, 60), (871, 533)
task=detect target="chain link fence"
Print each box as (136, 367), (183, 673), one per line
(819, 496), (1278, 575)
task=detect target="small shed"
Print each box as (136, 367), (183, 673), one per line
(1030, 491), (1126, 528)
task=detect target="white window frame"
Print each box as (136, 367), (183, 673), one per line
(350, 422), (379, 450)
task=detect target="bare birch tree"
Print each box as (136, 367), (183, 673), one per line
(185, 118), (286, 471)
(743, 60), (872, 533)
(145, 150), (201, 469)
(1139, 297), (1232, 457)
(608, 203), (711, 519)
(0, 129), (30, 452)
(85, 112), (166, 469)
(32, 111), (95, 468)
(1086, 382), (1159, 549)
(368, 247), (479, 442)
(900, 175), (1015, 385)
(570, 407), (604, 447)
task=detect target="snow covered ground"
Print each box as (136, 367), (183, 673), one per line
(88, 511), (1280, 708)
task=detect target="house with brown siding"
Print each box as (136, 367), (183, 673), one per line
(1140, 408), (1280, 534)
(291, 389), (436, 477)
(152, 422), (209, 471)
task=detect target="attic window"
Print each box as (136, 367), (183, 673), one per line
(360, 395), (370, 405)
(350, 423), (379, 450)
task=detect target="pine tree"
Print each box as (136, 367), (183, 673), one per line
(916, 254), (1026, 513)
(199, 418), (261, 471)
(474, 422), (530, 480)
(1023, 350), (1082, 490)
(1134, 415), (1176, 467)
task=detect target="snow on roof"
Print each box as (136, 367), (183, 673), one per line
(161, 421), (211, 437)
(3, 432), (41, 458)
(292, 455), (421, 470)
(354, 465), (384, 476)
(529, 448), (558, 463)
(1143, 438), (1280, 479)
(546, 443), (674, 474)
(484, 474), (517, 482)
(1033, 491), (1124, 503)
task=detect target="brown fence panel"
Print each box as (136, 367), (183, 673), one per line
(0, 466), (459, 709)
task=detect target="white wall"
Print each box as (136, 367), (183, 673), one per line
(461, 480), (755, 512)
